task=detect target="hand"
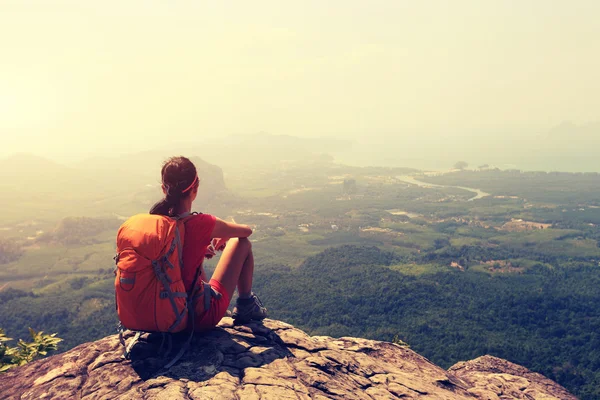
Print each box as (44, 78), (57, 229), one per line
(212, 237), (228, 252)
(205, 243), (216, 259)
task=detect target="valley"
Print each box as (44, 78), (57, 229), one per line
(1, 155), (600, 398)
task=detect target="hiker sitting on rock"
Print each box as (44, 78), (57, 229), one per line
(148, 156), (268, 328)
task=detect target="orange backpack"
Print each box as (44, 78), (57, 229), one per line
(114, 213), (195, 334)
(114, 213), (220, 367)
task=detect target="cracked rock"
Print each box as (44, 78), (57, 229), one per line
(0, 318), (575, 400)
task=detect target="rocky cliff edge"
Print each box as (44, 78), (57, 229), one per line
(0, 318), (575, 400)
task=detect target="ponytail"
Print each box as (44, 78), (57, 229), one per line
(150, 190), (183, 217)
(149, 198), (177, 217)
(150, 156), (199, 217)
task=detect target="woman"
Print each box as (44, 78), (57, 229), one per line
(149, 156), (267, 329)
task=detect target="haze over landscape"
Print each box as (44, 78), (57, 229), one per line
(3, 2), (600, 399)
(2, 0), (599, 170)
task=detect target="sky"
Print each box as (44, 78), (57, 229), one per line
(1, 0), (599, 164)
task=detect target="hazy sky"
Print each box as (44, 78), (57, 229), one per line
(1, 0), (599, 161)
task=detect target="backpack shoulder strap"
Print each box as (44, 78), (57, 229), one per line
(174, 223), (183, 269)
(171, 211), (206, 269)
(174, 211), (201, 220)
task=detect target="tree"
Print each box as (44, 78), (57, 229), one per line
(0, 328), (62, 372)
(434, 237), (450, 250)
(454, 161), (469, 170)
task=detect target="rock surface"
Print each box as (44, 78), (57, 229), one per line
(0, 318), (575, 400)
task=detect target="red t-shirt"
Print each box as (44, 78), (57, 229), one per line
(182, 213), (216, 290)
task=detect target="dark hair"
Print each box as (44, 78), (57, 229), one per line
(149, 156), (199, 217)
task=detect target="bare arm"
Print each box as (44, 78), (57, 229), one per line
(211, 218), (253, 239)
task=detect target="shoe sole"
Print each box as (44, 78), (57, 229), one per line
(232, 314), (267, 324)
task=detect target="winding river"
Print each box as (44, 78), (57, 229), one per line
(396, 175), (490, 201)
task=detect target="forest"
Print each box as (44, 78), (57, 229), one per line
(2, 155), (600, 398)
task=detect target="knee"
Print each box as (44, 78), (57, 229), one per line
(229, 237), (252, 251)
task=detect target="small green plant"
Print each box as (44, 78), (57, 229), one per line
(0, 328), (62, 372)
(391, 334), (409, 348)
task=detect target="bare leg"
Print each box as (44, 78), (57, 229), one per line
(237, 249), (254, 298)
(211, 238), (253, 302)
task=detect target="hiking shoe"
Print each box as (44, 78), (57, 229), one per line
(232, 293), (268, 323)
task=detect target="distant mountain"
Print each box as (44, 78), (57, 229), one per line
(539, 121), (600, 155)
(75, 151), (226, 193)
(0, 153), (71, 178)
(0, 153), (85, 193)
(0, 151), (229, 219)
(545, 121), (600, 141)
(73, 151), (229, 214)
(518, 121), (600, 172)
(159, 133), (352, 168)
(237, 132), (353, 153)
(352, 121), (600, 173)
